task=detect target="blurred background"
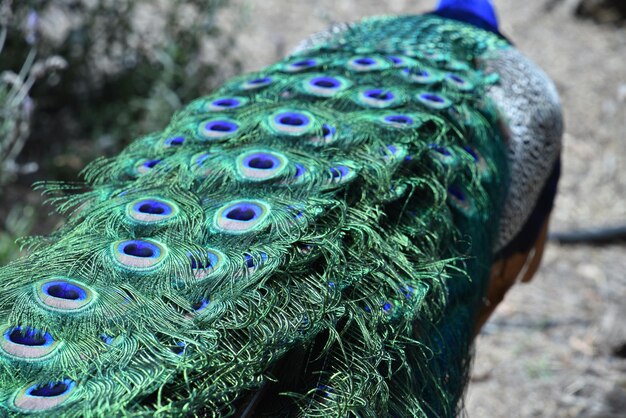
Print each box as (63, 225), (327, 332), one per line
(1, 0), (625, 416)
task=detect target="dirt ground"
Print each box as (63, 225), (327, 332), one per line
(213, 1), (626, 417)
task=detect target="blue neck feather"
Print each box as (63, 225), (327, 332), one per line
(433, 0), (500, 33)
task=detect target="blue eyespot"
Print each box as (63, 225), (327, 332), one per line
(364, 89), (394, 100)
(429, 144), (452, 157)
(417, 92), (451, 109)
(275, 112), (309, 127)
(347, 56), (389, 71)
(447, 185), (474, 214)
(445, 73), (473, 90)
(192, 298), (211, 313)
(245, 252), (268, 272)
(241, 76), (273, 90)
(327, 164), (356, 184)
(303, 75), (351, 97)
(357, 88), (400, 108)
(1, 325), (60, 361)
(267, 110), (315, 136)
(127, 197), (179, 225)
(164, 136), (185, 147)
(310, 123), (337, 145)
(402, 68), (441, 84)
(207, 96), (248, 111)
(198, 119), (239, 140)
(5, 327), (53, 347)
(26, 380), (74, 397)
(189, 248), (226, 280)
(214, 200), (271, 234)
(35, 278), (96, 313)
(284, 58), (320, 72)
(295, 164), (306, 178)
(237, 150), (288, 182)
(380, 144), (407, 163)
(12, 379), (76, 412)
(136, 159), (162, 174)
(383, 114), (414, 126)
(382, 301), (393, 313)
(192, 152), (213, 177)
(113, 239), (168, 271)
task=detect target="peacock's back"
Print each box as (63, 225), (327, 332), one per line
(0, 10), (561, 418)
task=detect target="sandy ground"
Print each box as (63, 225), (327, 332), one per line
(212, 1), (626, 416)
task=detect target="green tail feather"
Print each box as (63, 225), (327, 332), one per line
(0, 14), (511, 417)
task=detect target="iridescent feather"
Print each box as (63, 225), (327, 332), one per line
(0, 1), (562, 417)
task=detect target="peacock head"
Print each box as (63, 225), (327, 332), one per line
(434, 0), (499, 33)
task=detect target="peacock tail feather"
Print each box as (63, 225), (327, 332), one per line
(0, 11), (557, 418)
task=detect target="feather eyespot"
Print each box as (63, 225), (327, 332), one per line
(241, 76), (273, 90)
(113, 239), (168, 271)
(295, 164), (306, 177)
(430, 144), (452, 156)
(429, 144), (457, 164)
(445, 73), (473, 91)
(417, 92), (451, 109)
(192, 298), (211, 313)
(12, 379), (76, 412)
(198, 119), (239, 140)
(206, 96), (248, 111)
(347, 56), (389, 71)
(463, 146), (489, 175)
(382, 114), (414, 127)
(448, 186), (466, 202)
(214, 200), (270, 234)
(357, 88), (400, 108)
(35, 279), (96, 313)
(288, 163), (307, 184)
(401, 285), (415, 299)
(381, 144), (407, 162)
(386, 55), (415, 67)
(284, 58), (320, 72)
(267, 110), (315, 136)
(311, 77), (340, 88)
(164, 136), (185, 147)
(136, 159), (162, 175)
(386, 145), (399, 155)
(317, 384), (335, 399)
(463, 146), (479, 162)
(237, 150), (288, 182)
(303, 75), (351, 97)
(192, 152), (213, 177)
(127, 197), (179, 225)
(288, 204), (305, 220)
(100, 333), (120, 345)
(245, 252), (268, 274)
(447, 185), (475, 214)
(327, 164), (356, 184)
(402, 68), (441, 84)
(171, 341), (187, 356)
(189, 248), (226, 280)
(0, 325), (60, 361)
(382, 301), (394, 314)
(310, 123), (336, 146)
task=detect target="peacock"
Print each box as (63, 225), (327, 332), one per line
(0, 0), (563, 416)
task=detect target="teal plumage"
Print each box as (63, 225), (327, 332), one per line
(0, 6), (562, 418)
